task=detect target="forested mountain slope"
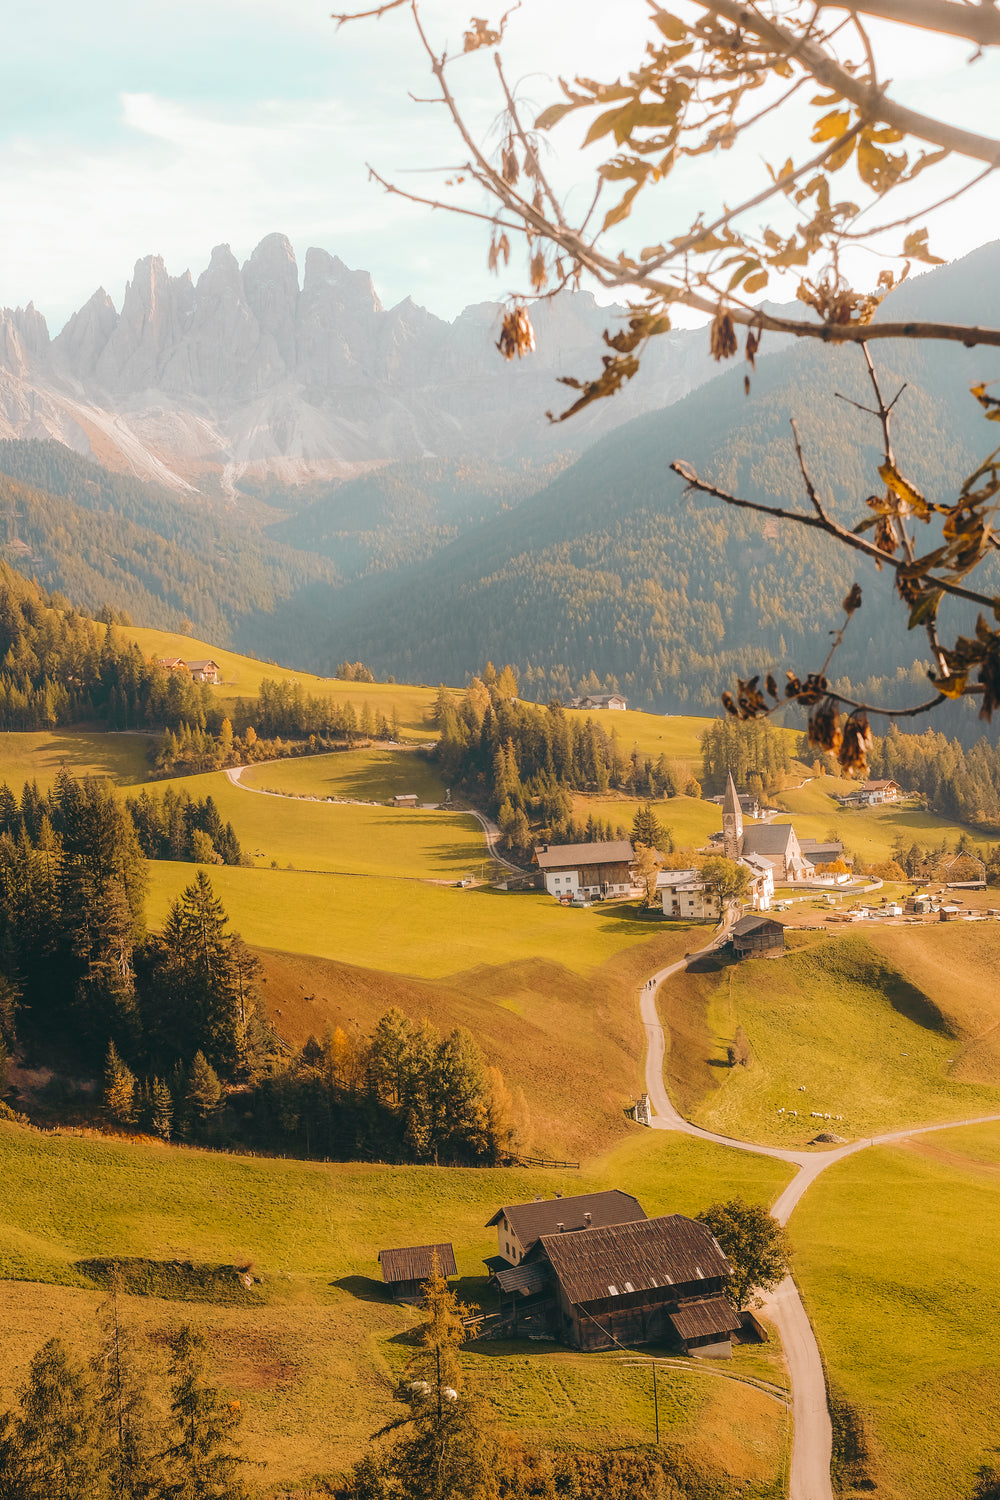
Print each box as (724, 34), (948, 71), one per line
(0, 245), (998, 737)
(313, 243), (1000, 727)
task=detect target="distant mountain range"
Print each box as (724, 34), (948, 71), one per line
(1, 239), (998, 740)
(0, 234), (719, 497)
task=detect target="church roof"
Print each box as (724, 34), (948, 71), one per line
(742, 824), (797, 856)
(722, 771), (743, 822)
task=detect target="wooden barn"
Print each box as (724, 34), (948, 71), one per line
(534, 840), (636, 901)
(377, 1242), (457, 1303)
(731, 914), (785, 959)
(485, 1189), (646, 1268)
(518, 1214), (740, 1358)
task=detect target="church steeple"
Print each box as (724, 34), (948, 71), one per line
(723, 770), (743, 861)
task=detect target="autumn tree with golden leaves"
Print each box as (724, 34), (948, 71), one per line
(335, 1), (1000, 773)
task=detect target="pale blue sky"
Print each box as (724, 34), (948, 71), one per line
(2, 2), (998, 332)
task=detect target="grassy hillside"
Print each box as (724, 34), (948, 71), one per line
(773, 780), (994, 861)
(0, 1122), (793, 1491)
(146, 770), (484, 881)
(0, 730), (152, 790)
(122, 625), (442, 738)
(238, 747), (448, 803)
(144, 865), (686, 981)
(249, 930), (699, 1161)
(658, 929), (1000, 1146)
(791, 1121), (1000, 1499)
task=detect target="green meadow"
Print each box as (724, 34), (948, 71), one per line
(0, 729), (152, 791)
(144, 863), (683, 980)
(571, 791), (722, 850)
(659, 930), (1000, 1146)
(144, 769), (483, 881)
(791, 1122), (1000, 1499)
(123, 625), (441, 738)
(774, 780), (994, 862)
(239, 746), (448, 803)
(0, 1122), (793, 1490)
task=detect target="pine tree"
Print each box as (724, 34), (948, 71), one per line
(103, 1041), (136, 1125)
(165, 1327), (253, 1500)
(185, 1052), (222, 1128)
(92, 1270), (164, 1500)
(631, 803), (670, 853)
(151, 1078), (173, 1141)
(0, 1338), (104, 1500)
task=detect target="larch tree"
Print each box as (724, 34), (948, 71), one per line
(355, 1273), (502, 1500)
(335, 0), (1000, 767)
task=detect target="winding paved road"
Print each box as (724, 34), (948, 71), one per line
(639, 932), (1000, 1500)
(223, 763), (1000, 1495)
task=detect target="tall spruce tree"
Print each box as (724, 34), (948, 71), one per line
(0, 1338), (104, 1500)
(91, 1270), (164, 1500)
(165, 1327), (254, 1500)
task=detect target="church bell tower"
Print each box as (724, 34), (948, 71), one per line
(722, 771), (743, 861)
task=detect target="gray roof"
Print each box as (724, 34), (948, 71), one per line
(741, 824), (796, 856)
(491, 1263), (552, 1296)
(378, 1243), (457, 1282)
(535, 1214), (732, 1306)
(486, 1190), (646, 1248)
(669, 1297), (742, 1340)
(732, 914), (785, 936)
(799, 843), (844, 864)
(534, 840), (634, 870)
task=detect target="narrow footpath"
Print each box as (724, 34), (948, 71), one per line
(639, 932), (1000, 1500)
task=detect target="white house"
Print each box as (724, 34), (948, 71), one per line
(658, 869), (722, 920)
(187, 659), (221, 685)
(568, 693), (628, 711)
(534, 840), (636, 900)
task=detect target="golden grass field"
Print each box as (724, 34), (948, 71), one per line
(658, 927), (1000, 1147)
(791, 1120), (1000, 1499)
(0, 1122), (794, 1493)
(0, 729), (152, 790)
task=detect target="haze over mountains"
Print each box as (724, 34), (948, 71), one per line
(1, 237), (999, 737)
(0, 233), (716, 496)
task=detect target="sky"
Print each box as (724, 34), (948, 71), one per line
(2, 1), (999, 334)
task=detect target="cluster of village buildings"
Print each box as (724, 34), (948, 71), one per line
(534, 772), (861, 916)
(378, 1189), (757, 1359)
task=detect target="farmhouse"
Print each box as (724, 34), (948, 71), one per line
(534, 840), (636, 900)
(731, 914), (786, 959)
(187, 659), (221, 684)
(516, 1214), (739, 1357)
(486, 1190), (646, 1267)
(392, 793), (419, 807)
(658, 869), (721, 921)
(155, 656), (188, 673)
(838, 778), (902, 808)
(568, 692), (627, 711)
(377, 1242), (457, 1302)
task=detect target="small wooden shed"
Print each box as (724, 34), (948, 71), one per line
(377, 1242), (457, 1303)
(731, 914), (785, 959)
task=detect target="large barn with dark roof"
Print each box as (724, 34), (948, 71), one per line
(485, 1190), (646, 1268)
(510, 1214), (739, 1357)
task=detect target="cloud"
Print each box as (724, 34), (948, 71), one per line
(1, 0), (998, 333)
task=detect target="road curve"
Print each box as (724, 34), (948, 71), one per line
(639, 932), (1000, 1500)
